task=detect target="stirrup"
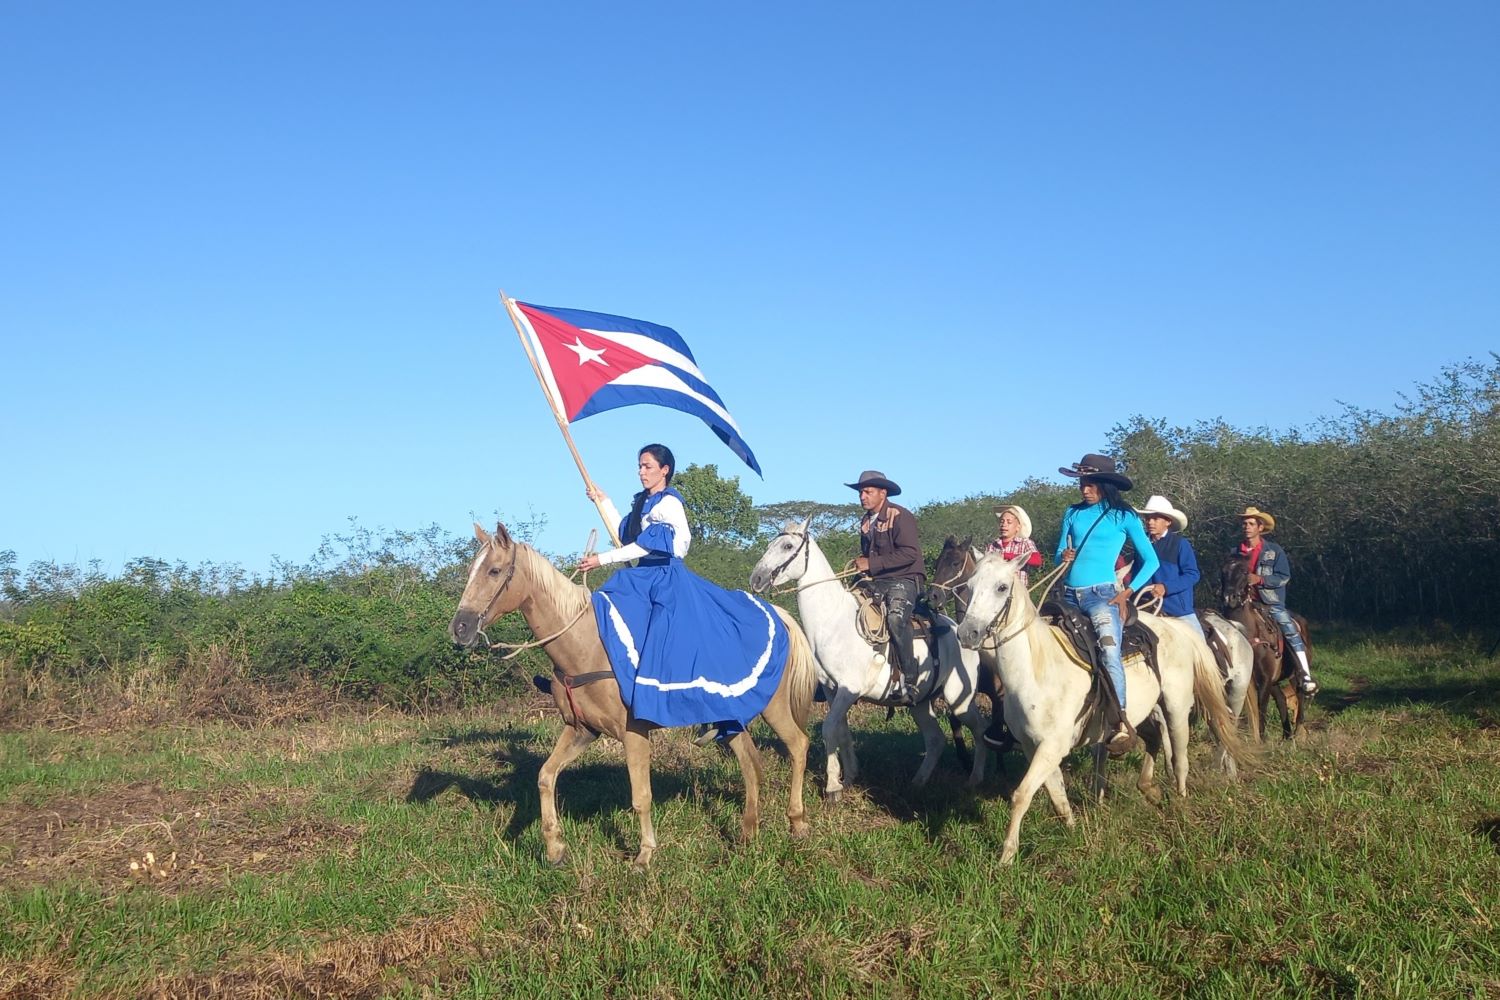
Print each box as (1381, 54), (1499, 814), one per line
(692, 724), (720, 747)
(1105, 722), (1137, 757)
(981, 723), (1015, 753)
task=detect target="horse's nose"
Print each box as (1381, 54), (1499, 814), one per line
(449, 610), (480, 648)
(957, 622), (980, 649)
(749, 569), (769, 593)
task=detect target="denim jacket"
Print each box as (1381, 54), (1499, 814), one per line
(1236, 538), (1291, 605)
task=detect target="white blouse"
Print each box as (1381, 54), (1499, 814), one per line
(595, 492), (692, 566)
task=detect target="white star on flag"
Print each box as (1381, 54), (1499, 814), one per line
(564, 338), (608, 366)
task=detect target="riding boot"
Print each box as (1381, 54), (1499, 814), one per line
(888, 614), (919, 704)
(1294, 649), (1317, 694)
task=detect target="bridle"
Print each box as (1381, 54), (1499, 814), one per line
(974, 558), (1068, 650)
(928, 548), (976, 606)
(765, 527), (813, 587)
(473, 540), (521, 633)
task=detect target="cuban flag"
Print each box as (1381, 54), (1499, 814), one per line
(510, 300), (762, 475)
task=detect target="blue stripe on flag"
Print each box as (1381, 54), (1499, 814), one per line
(577, 384), (762, 476)
(519, 302), (696, 362)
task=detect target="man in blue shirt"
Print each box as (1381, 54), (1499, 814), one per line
(1132, 495), (1205, 640)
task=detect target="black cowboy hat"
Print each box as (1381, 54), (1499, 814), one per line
(845, 469), (902, 496)
(1058, 453), (1133, 490)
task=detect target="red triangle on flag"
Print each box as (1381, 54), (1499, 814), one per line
(518, 304), (657, 420)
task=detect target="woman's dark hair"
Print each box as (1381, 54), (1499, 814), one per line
(624, 443), (676, 544)
(1072, 477), (1134, 516)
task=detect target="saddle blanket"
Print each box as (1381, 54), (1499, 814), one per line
(592, 561), (789, 729)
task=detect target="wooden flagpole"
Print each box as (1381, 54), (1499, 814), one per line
(500, 292), (622, 547)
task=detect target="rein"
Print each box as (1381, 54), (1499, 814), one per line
(478, 532), (598, 660)
(765, 529), (863, 596)
(976, 560), (1069, 650)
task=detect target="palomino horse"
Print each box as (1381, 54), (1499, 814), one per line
(1219, 556), (1308, 740)
(748, 521), (989, 799)
(448, 523), (817, 867)
(955, 551), (1251, 865)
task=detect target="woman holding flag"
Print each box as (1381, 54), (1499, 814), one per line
(577, 444), (790, 743)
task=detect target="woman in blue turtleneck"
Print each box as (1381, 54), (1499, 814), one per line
(1054, 453), (1159, 751)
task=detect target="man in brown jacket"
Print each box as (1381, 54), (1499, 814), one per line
(848, 470), (925, 704)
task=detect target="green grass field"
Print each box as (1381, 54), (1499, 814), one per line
(2, 631), (1497, 999)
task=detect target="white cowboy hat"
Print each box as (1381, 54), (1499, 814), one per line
(992, 505), (1032, 540)
(1136, 495), (1188, 531)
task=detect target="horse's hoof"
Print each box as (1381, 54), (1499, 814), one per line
(789, 819), (811, 839)
(546, 849), (570, 868)
(824, 789), (843, 806)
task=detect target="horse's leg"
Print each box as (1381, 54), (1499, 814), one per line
(761, 698), (811, 839)
(910, 699), (946, 787)
(1166, 695), (1192, 797)
(822, 689), (859, 801)
(538, 723), (598, 866)
(1271, 683), (1292, 740)
(948, 712), (973, 775)
(956, 703), (989, 788)
(1000, 741), (1069, 866)
(1041, 767), (1074, 826)
(1135, 720), (1165, 807)
(726, 729), (765, 843)
(621, 722), (657, 868)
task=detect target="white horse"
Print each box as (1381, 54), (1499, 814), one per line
(1199, 610), (1261, 772)
(749, 521), (989, 799)
(955, 551), (1251, 864)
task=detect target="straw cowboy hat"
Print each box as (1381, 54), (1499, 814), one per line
(993, 505), (1033, 539)
(1058, 452), (1133, 490)
(845, 470), (902, 496)
(1136, 495), (1188, 532)
(1240, 506), (1276, 532)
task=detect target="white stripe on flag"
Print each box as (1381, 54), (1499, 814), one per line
(580, 327), (706, 382)
(610, 365), (745, 433)
(510, 301), (570, 423)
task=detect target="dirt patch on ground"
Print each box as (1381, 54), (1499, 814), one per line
(144, 903), (498, 1000)
(0, 781), (359, 891)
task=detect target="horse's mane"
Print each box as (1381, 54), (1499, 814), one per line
(513, 543), (590, 615)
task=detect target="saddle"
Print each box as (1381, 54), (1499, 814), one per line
(852, 586), (949, 702)
(1196, 611), (1235, 680)
(1039, 599), (1160, 753)
(851, 586), (940, 647)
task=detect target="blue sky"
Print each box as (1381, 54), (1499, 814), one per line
(4, 2), (1496, 574)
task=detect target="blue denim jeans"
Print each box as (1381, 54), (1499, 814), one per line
(1262, 602), (1307, 653)
(1063, 584), (1125, 705)
(1174, 613), (1206, 642)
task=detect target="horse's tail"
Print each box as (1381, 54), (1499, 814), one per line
(775, 607), (817, 732)
(1191, 635), (1258, 771)
(1239, 653), (1263, 740)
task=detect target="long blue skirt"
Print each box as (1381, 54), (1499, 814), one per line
(592, 559), (790, 729)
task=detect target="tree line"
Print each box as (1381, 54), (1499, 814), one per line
(3, 355), (1495, 709)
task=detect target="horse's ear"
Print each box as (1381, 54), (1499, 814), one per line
(474, 522), (491, 545)
(494, 523), (513, 547)
(961, 535), (972, 547)
(944, 534), (956, 546)
(799, 516), (812, 533)
(970, 545), (984, 561)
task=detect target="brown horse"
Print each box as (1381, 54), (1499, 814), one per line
(1220, 555), (1308, 739)
(448, 522), (816, 867)
(927, 535), (978, 619)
